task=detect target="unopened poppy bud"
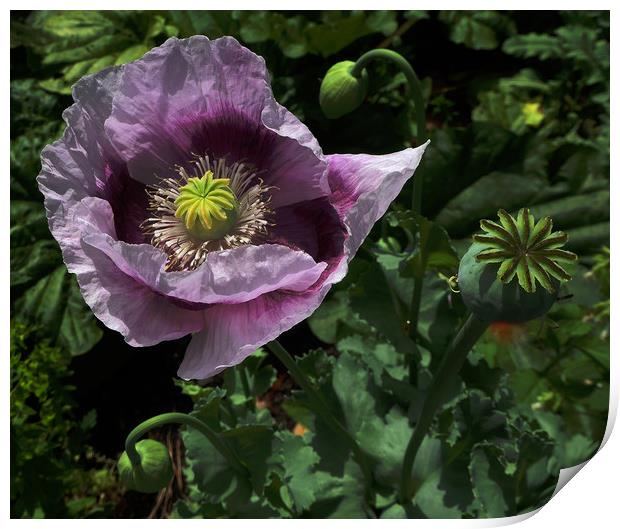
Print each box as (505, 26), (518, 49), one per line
(117, 439), (173, 493)
(319, 61), (368, 119)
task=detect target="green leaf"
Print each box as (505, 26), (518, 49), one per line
(269, 431), (321, 513)
(411, 436), (474, 518)
(469, 443), (515, 517)
(13, 266), (103, 356)
(307, 291), (371, 344)
(337, 334), (405, 385)
(503, 33), (561, 59)
(332, 351), (375, 435)
(234, 10), (398, 59)
(400, 213), (459, 277)
(223, 348), (277, 407)
(11, 199), (102, 356)
(27, 11), (172, 94)
(183, 419), (275, 516)
(305, 459), (368, 518)
(436, 172), (546, 238)
(439, 11), (515, 50)
(114, 44), (150, 65)
(168, 11), (237, 38)
(349, 260), (416, 354)
(419, 123), (531, 220)
(11, 201), (63, 288)
(358, 408), (412, 486)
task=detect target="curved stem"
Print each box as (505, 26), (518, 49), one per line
(351, 49), (428, 347)
(266, 341), (374, 491)
(351, 48), (427, 213)
(125, 412), (248, 477)
(398, 314), (489, 504)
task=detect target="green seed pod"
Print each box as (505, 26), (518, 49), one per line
(458, 209), (577, 323)
(117, 439), (173, 493)
(459, 243), (557, 323)
(319, 61), (368, 119)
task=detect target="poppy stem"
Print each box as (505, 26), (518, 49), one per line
(266, 340), (375, 493)
(350, 48), (427, 212)
(398, 313), (489, 504)
(124, 412), (248, 477)
(350, 48), (428, 355)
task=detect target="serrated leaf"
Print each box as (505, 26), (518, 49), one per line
(183, 418), (274, 515)
(469, 443), (515, 517)
(411, 436), (474, 518)
(358, 408), (412, 486)
(270, 431), (321, 513)
(305, 459), (368, 518)
(503, 33), (561, 59)
(332, 352), (375, 435)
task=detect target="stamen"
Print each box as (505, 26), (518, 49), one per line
(141, 156), (274, 271)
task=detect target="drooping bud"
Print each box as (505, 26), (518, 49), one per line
(174, 170), (238, 241)
(319, 61), (368, 119)
(117, 439), (173, 493)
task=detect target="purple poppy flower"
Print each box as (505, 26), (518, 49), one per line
(38, 36), (428, 380)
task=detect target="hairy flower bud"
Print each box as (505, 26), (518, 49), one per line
(117, 439), (173, 493)
(319, 61), (368, 119)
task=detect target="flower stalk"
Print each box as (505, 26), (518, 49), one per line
(124, 412), (248, 478)
(348, 49), (429, 353)
(398, 313), (489, 504)
(350, 49), (427, 212)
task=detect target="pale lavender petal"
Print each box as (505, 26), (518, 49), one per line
(327, 142), (429, 281)
(78, 244), (205, 346)
(80, 235), (328, 305)
(38, 64), (150, 247)
(177, 285), (332, 380)
(57, 197), (204, 346)
(105, 36), (329, 208)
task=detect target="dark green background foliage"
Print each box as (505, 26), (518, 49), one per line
(10, 10), (609, 519)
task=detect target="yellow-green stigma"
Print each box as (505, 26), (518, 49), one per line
(174, 170), (238, 241)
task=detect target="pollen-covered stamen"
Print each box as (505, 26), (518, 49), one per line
(141, 156), (274, 272)
(473, 208), (577, 294)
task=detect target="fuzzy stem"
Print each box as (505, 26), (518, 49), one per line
(266, 340), (374, 491)
(124, 412), (248, 477)
(398, 314), (489, 504)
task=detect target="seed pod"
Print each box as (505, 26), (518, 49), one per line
(459, 242), (558, 323)
(458, 209), (577, 323)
